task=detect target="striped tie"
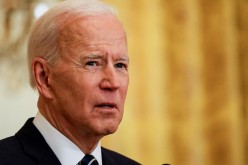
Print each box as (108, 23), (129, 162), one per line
(77, 154), (99, 165)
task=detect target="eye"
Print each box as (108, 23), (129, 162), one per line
(115, 63), (127, 70)
(84, 61), (101, 70)
(86, 61), (98, 66)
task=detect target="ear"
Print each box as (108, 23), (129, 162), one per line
(32, 57), (53, 99)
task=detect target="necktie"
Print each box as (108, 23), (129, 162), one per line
(77, 154), (99, 165)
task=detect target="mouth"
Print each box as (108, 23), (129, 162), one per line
(95, 103), (117, 109)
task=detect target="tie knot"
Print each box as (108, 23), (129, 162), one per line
(77, 154), (99, 165)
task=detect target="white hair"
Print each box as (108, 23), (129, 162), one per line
(27, 0), (116, 88)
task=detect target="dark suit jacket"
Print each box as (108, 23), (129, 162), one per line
(0, 118), (140, 165)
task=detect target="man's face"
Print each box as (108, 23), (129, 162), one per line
(48, 15), (128, 137)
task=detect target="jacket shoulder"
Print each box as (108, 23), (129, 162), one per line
(0, 118), (60, 165)
(0, 136), (22, 154)
(102, 147), (141, 165)
(0, 136), (35, 164)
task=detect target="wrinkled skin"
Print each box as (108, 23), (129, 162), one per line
(33, 14), (129, 153)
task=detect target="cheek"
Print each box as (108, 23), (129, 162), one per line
(121, 77), (129, 95)
(51, 72), (88, 103)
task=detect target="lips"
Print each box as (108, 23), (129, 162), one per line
(95, 103), (117, 109)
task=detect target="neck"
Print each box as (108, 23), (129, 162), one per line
(37, 97), (103, 154)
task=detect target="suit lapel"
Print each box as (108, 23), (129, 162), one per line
(16, 118), (61, 165)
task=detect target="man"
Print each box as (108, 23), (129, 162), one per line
(0, 0), (140, 164)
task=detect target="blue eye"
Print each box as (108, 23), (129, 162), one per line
(86, 61), (98, 66)
(115, 63), (127, 69)
(84, 61), (100, 70)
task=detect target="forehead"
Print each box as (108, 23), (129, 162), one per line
(59, 14), (127, 45)
(58, 14), (128, 61)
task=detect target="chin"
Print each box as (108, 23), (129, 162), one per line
(94, 116), (122, 136)
(105, 126), (119, 135)
(99, 122), (120, 135)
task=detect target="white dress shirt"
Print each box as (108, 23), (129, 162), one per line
(33, 112), (102, 165)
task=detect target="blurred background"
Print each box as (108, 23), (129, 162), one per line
(0, 0), (247, 164)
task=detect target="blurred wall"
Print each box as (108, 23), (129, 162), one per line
(0, 0), (57, 140)
(0, 0), (248, 165)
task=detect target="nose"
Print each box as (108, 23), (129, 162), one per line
(99, 65), (120, 91)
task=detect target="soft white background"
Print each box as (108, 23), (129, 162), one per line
(0, 80), (38, 139)
(0, 0), (55, 140)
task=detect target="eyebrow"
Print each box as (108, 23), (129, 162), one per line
(81, 54), (129, 63)
(82, 54), (104, 60)
(117, 56), (129, 63)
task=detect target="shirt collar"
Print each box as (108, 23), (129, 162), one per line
(33, 112), (102, 165)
